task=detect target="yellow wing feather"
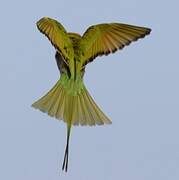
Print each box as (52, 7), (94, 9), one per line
(36, 17), (75, 77)
(79, 23), (151, 67)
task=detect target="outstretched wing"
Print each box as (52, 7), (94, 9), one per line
(36, 17), (75, 77)
(79, 23), (151, 67)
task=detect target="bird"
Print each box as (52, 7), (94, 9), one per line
(32, 17), (151, 172)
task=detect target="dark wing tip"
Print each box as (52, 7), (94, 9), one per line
(145, 27), (152, 35)
(136, 27), (151, 40)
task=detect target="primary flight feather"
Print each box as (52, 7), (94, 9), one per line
(32, 17), (151, 172)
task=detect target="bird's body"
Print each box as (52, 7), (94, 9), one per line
(32, 17), (151, 172)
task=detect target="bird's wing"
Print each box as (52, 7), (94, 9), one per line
(36, 17), (75, 77)
(78, 23), (151, 67)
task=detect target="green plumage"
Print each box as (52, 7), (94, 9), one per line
(32, 73), (111, 125)
(32, 51), (111, 171)
(32, 17), (151, 172)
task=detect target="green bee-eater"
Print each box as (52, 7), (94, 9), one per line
(32, 17), (151, 172)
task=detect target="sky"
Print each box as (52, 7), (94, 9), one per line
(0, 0), (179, 179)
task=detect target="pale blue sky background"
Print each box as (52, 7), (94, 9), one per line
(0, 0), (179, 179)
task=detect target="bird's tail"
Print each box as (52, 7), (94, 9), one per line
(32, 75), (111, 126)
(32, 75), (111, 171)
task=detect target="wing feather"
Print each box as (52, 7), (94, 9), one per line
(79, 23), (151, 67)
(36, 17), (75, 76)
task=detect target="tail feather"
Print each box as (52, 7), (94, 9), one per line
(62, 124), (71, 172)
(83, 91), (103, 125)
(32, 81), (60, 113)
(85, 90), (112, 125)
(56, 90), (66, 120)
(71, 96), (78, 125)
(32, 79), (112, 126)
(48, 85), (63, 116)
(32, 78), (112, 172)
